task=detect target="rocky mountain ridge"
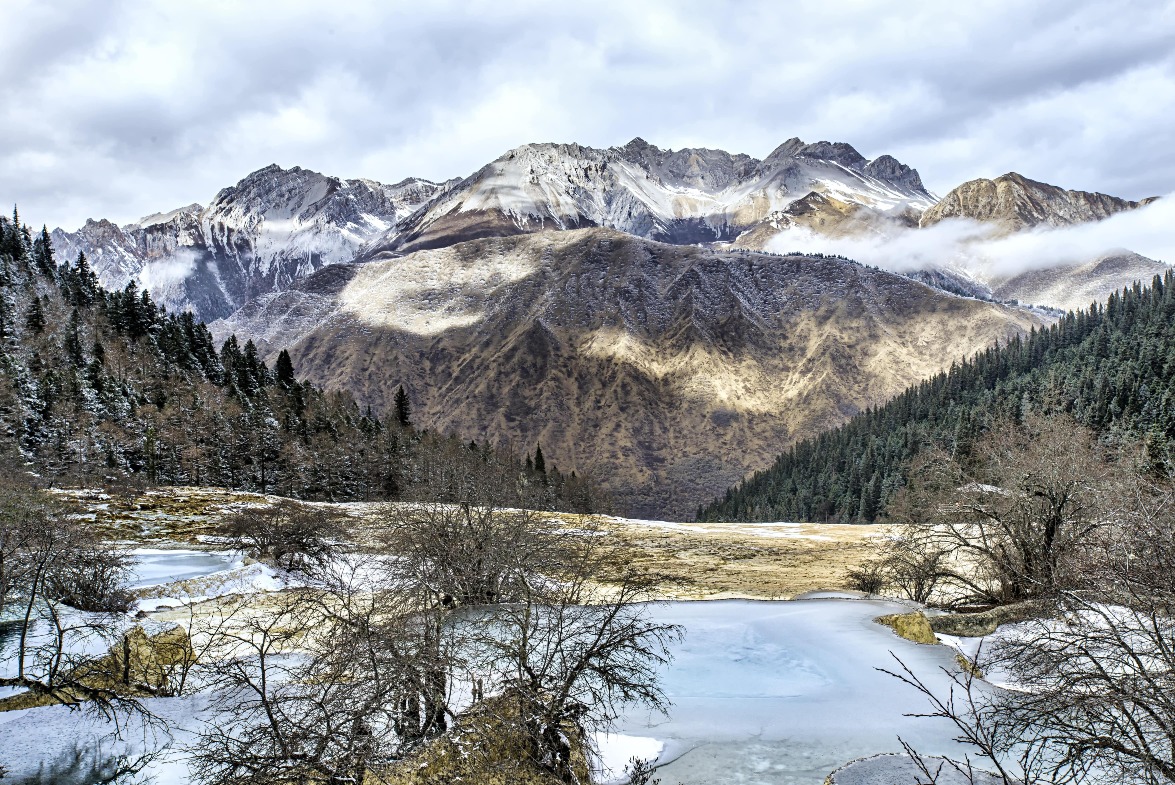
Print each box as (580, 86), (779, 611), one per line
(53, 137), (936, 319)
(52, 141), (1167, 322)
(360, 137), (936, 255)
(920, 172), (1158, 232)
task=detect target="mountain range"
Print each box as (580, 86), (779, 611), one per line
(50, 137), (1167, 516)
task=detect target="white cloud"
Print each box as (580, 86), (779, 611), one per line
(765, 197), (1175, 278)
(1, 0), (1173, 230)
(136, 248), (199, 291)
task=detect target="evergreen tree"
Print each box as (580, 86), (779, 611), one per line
(394, 385), (411, 428)
(32, 226), (55, 278)
(25, 297), (44, 334)
(276, 349), (296, 387)
(534, 444), (546, 475)
(65, 309), (84, 365)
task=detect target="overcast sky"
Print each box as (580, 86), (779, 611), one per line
(4, 0), (1174, 231)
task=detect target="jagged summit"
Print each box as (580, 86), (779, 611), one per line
(135, 203), (203, 228)
(57, 138), (1160, 326)
(361, 136), (935, 257)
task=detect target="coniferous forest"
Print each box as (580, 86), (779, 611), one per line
(0, 211), (601, 512)
(700, 271), (1175, 523)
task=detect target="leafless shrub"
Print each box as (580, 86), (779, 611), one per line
(217, 502), (345, 575)
(846, 560), (888, 594)
(886, 415), (1133, 607)
(187, 563), (465, 785)
(380, 502), (571, 607)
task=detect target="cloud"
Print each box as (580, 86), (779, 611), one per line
(136, 248), (198, 291)
(765, 197), (1174, 279)
(2, 0), (1173, 230)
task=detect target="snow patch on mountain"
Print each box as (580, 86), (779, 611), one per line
(53, 137), (939, 320)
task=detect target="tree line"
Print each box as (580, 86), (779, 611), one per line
(0, 209), (603, 513)
(700, 269), (1175, 522)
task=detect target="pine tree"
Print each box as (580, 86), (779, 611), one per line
(276, 349), (296, 387)
(394, 385), (411, 428)
(25, 297), (45, 334)
(32, 226), (56, 278)
(533, 444), (546, 475)
(65, 309), (84, 365)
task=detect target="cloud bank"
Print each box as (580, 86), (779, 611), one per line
(766, 196), (1174, 280)
(1, 0), (1173, 231)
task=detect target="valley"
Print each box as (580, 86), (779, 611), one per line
(49, 136), (1167, 520)
(0, 488), (955, 785)
(5, 128), (1173, 785)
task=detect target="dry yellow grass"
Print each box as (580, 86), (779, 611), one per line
(582, 515), (889, 599)
(66, 487), (889, 600)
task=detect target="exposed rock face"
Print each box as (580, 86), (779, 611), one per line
(362, 137), (935, 256)
(52, 166), (454, 319)
(920, 172), (1157, 232)
(214, 228), (1039, 519)
(902, 173), (1168, 311)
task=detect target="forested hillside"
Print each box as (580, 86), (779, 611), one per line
(701, 270), (1175, 522)
(0, 210), (598, 511)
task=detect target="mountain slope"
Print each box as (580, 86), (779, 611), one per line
(215, 228), (1039, 518)
(0, 211), (593, 511)
(897, 173), (1168, 311)
(52, 166), (454, 319)
(700, 270), (1175, 524)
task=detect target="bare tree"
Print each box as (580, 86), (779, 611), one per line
(0, 480), (143, 714)
(188, 559), (463, 785)
(0, 478), (163, 782)
(445, 518), (681, 783)
(190, 504), (678, 784)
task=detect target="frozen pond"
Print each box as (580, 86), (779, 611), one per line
(609, 598), (987, 784)
(126, 548), (236, 588)
(0, 595), (990, 784)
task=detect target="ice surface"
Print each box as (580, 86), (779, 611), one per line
(592, 733), (666, 784)
(0, 597), (993, 785)
(127, 548), (236, 588)
(827, 753), (1005, 785)
(608, 599), (995, 784)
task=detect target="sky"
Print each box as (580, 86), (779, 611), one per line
(3, 0), (1174, 231)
